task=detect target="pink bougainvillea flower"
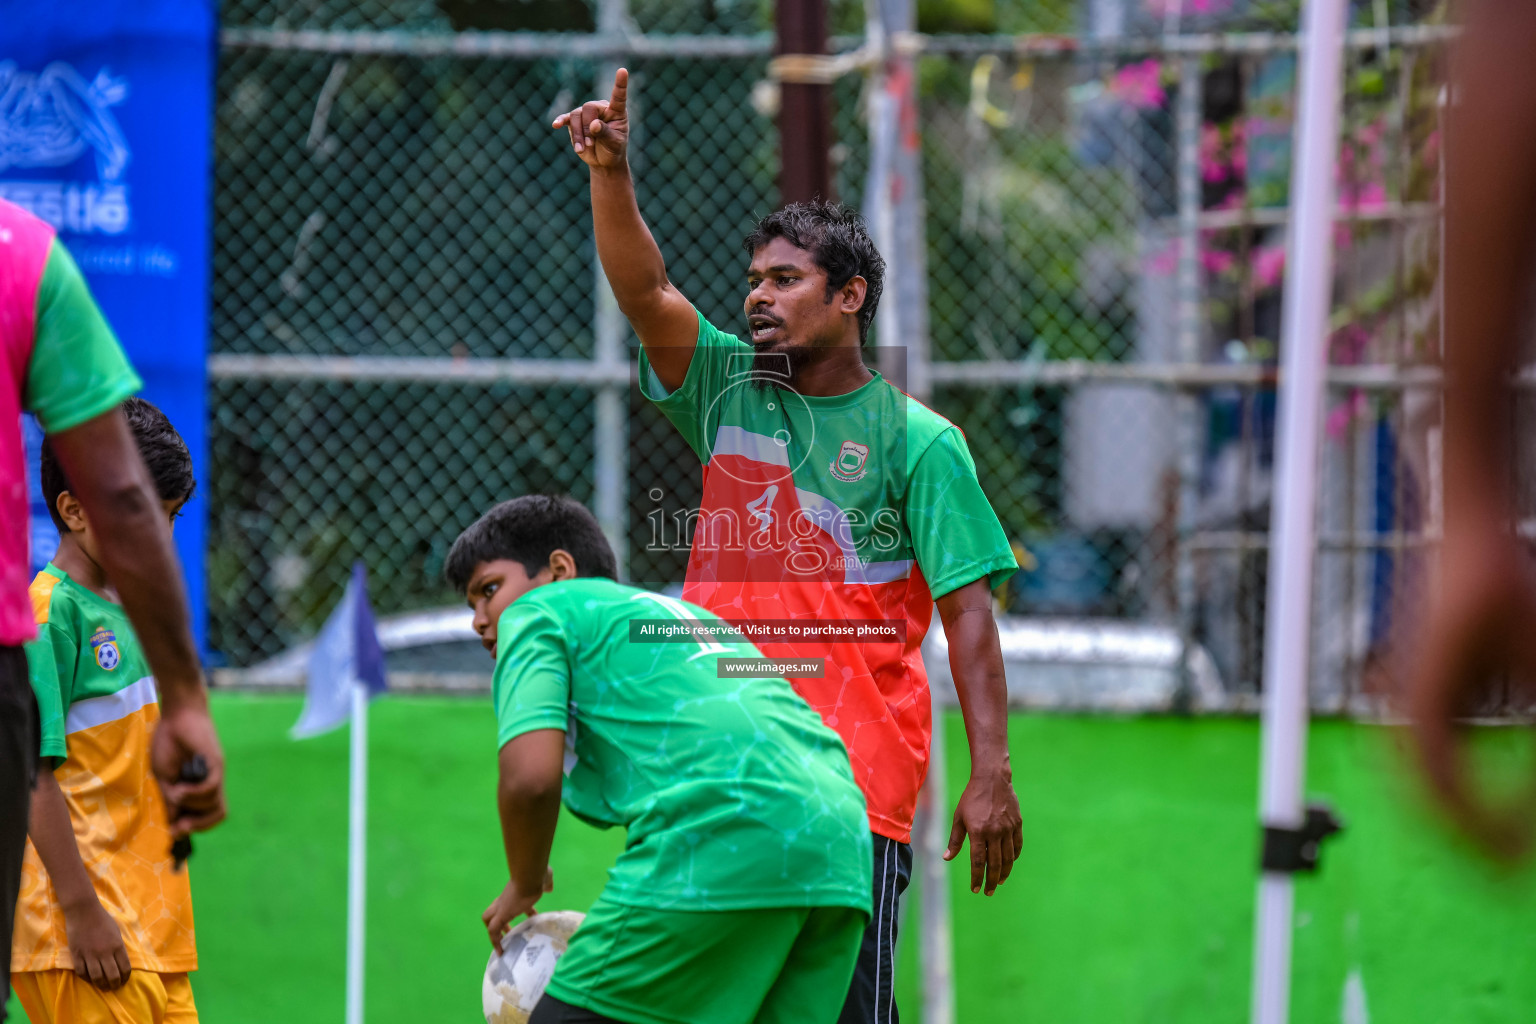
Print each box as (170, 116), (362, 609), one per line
(1325, 389), (1368, 441)
(1354, 181), (1386, 210)
(1200, 248), (1236, 275)
(1335, 125), (1389, 214)
(1253, 244), (1285, 290)
(1110, 59), (1166, 109)
(1330, 323), (1371, 365)
(1338, 180), (1387, 215)
(1230, 123), (1248, 175)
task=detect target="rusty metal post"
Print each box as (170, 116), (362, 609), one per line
(777, 0), (832, 204)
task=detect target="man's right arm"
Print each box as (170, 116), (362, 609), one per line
(26, 239), (226, 835)
(555, 69), (699, 392)
(48, 413), (226, 835)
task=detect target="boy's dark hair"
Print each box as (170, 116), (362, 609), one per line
(40, 397), (196, 532)
(445, 494), (618, 593)
(742, 200), (886, 346)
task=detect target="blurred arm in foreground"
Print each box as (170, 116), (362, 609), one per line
(1410, 0), (1536, 857)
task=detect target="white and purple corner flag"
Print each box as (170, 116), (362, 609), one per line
(292, 561), (387, 739)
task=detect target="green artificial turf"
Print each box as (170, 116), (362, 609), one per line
(7, 696), (1535, 1023)
(900, 714), (1536, 1023)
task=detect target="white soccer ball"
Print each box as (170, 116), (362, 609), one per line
(482, 910), (585, 1024)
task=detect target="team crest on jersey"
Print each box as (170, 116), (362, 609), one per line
(830, 440), (870, 482)
(90, 627), (120, 671)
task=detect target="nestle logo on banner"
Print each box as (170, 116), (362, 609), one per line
(0, 61), (131, 235)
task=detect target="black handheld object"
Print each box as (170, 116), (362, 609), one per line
(169, 754), (208, 872)
(1260, 803), (1345, 873)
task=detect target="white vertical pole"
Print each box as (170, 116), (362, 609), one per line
(919, 688), (955, 1024)
(1173, 53), (1203, 702)
(865, 0), (949, 1018)
(1252, 2), (1347, 1023)
(594, 280), (628, 581)
(345, 683), (368, 1024)
(864, 0), (898, 382)
(594, 0), (631, 581)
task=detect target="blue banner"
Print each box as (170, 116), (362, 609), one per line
(0, 0), (215, 652)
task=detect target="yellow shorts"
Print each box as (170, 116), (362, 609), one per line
(12, 970), (197, 1024)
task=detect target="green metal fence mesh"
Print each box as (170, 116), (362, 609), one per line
(209, 0), (1451, 712)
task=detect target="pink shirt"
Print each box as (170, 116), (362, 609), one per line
(0, 201), (58, 646)
(0, 198), (141, 646)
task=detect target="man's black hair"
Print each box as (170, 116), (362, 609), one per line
(445, 494), (618, 593)
(40, 397), (196, 533)
(742, 200), (886, 345)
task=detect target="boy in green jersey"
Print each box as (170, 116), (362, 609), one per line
(445, 495), (872, 1024)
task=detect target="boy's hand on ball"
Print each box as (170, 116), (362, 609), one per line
(552, 68), (630, 169)
(483, 871), (554, 951)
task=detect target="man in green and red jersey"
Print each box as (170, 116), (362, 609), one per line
(554, 73), (1022, 1024)
(0, 197), (226, 1018)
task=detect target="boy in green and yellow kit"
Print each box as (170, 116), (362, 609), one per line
(12, 398), (200, 1024)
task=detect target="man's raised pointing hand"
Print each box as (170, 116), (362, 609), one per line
(552, 68), (630, 169)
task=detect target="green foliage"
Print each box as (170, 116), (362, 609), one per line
(914, 54), (1140, 539)
(1244, 0), (1304, 31)
(993, 0), (1080, 34)
(921, 79), (1135, 362)
(918, 0), (997, 34)
(915, 0), (1086, 35)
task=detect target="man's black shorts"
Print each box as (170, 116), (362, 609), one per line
(839, 833), (913, 1024)
(0, 645), (37, 1023)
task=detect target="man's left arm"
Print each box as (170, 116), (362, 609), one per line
(906, 425), (1022, 896)
(935, 580), (1022, 896)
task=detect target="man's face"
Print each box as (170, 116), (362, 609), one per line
(744, 238), (846, 382)
(465, 558), (549, 659)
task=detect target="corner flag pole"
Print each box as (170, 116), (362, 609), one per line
(346, 681), (368, 1024)
(1252, 1), (1347, 1023)
(290, 562), (384, 1024)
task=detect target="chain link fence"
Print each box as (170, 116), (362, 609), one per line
(209, 0), (1453, 713)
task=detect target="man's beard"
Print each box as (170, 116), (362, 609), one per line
(749, 343), (817, 391)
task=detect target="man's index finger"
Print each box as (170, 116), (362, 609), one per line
(608, 68), (628, 118)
